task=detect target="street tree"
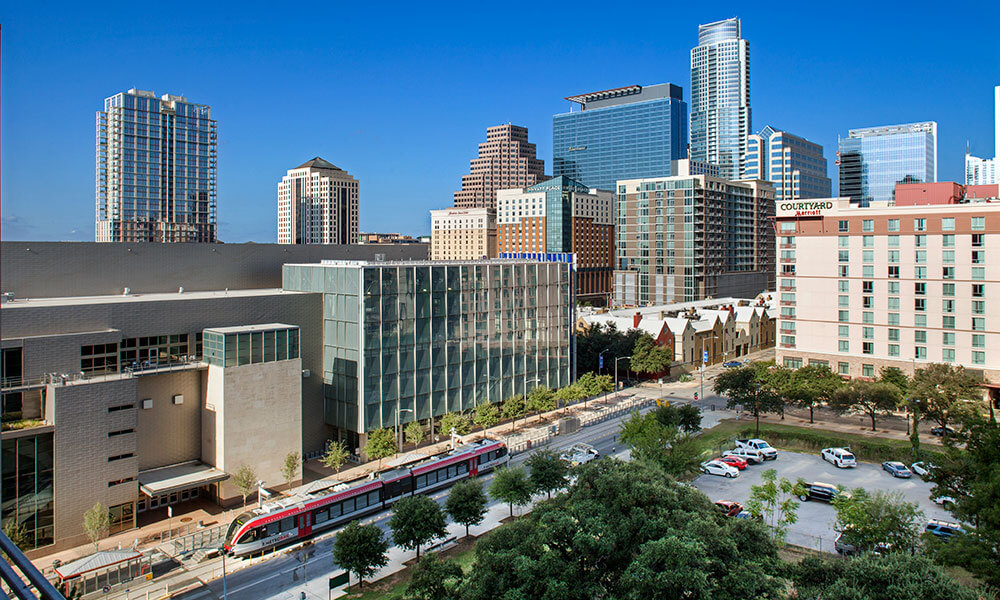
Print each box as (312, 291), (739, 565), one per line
(280, 451), (300, 490)
(911, 363), (985, 429)
(331, 520), (389, 592)
(745, 468), (801, 544)
(784, 364), (843, 423)
(575, 321), (644, 375)
(437, 412), (471, 438)
(878, 366), (910, 396)
(489, 465), (533, 517)
(790, 553), (984, 600)
(405, 554), (464, 600)
(404, 420), (424, 447)
(2, 519), (29, 551)
(83, 502), (109, 551)
(525, 450), (568, 499)
(830, 380), (901, 431)
(525, 385), (556, 417)
(618, 411), (702, 477)
(364, 427), (397, 469)
(389, 495), (448, 559)
(555, 384), (582, 409)
(501, 394), (527, 430)
(231, 464), (259, 508)
(832, 488), (924, 554)
(320, 440), (350, 475)
(472, 402), (500, 430)
(444, 479), (489, 538)
(653, 403), (702, 432)
(713, 362), (784, 436)
(630, 333), (672, 380)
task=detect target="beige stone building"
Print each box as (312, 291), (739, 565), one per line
(277, 158), (359, 245)
(773, 196), (1000, 382)
(429, 207), (496, 260)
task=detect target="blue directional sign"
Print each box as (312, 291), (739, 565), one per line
(703, 350), (708, 364)
(599, 355), (604, 369)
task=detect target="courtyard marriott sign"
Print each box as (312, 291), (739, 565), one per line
(777, 200), (835, 218)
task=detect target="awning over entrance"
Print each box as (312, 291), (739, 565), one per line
(138, 462), (229, 498)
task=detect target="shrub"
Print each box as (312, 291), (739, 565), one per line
(736, 424), (946, 465)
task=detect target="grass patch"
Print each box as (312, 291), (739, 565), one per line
(347, 536), (478, 599)
(692, 419), (945, 465)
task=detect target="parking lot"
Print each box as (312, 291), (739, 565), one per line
(692, 450), (955, 553)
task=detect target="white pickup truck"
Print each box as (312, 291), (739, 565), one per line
(735, 438), (777, 460)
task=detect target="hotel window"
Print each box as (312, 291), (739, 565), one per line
(888, 345), (900, 357)
(888, 266), (900, 279)
(915, 314), (927, 327)
(942, 217), (955, 231)
(839, 340), (850, 352)
(888, 281), (900, 294)
(888, 328), (900, 341)
(943, 250), (955, 264)
(863, 342), (874, 355)
(839, 325), (850, 337)
(972, 233), (984, 247)
(838, 362), (850, 375)
(973, 318), (985, 331)
(915, 282), (926, 295)
(862, 281), (874, 293)
(863, 327), (874, 339)
(888, 250), (899, 263)
(943, 300), (955, 313)
(914, 218), (926, 231)
(838, 250), (849, 262)
(838, 220), (849, 232)
(943, 332), (955, 346)
(781, 307), (796, 318)
(915, 330), (927, 344)
(887, 219), (899, 232)
(862, 220), (874, 232)
(863, 296), (873, 308)
(781, 278), (795, 289)
(838, 280), (850, 293)
(839, 265), (849, 277)
(888, 235), (899, 248)
(943, 283), (955, 296)
(888, 313), (900, 325)
(863, 266), (874, 278)
(915, 234), (926, 247)
(973, 351), (986, 365)
(781, 335), (796, 346)
(863, 312), (874, 324)
(863, 250), (874, 263)
(915, 347), (927, 359)
(973, 301), (985, 314)
(780, 222), (796, 233)
(862, 364), (875, 377)
(943, 267), (955, 280)
(838, 236), (849, 248)
(942, 234), (955, 247)
(972, 250), (985, 264)
(887, 297), (899, 310)
(915, 298), (926, 311)
(972, 216), (985, 230)
(973, 267), (985, 280)
(915, 250), (926, 264)
(838, 310), (849, 322)
(839, 295), (849, 307)
(915, 267), (926, 279)
(973, 283), (985, 297)
(863, 235), (874, 248)
(973, 334), (986, 348)
(943, 316), (956, 329)
(943, 349), (956, 363)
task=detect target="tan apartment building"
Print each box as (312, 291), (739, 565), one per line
(614, 174), (775, 307)
(497, 176), (614, 304)
(773, 194), (1000, 381)
(277, 158), (359, 245)
(453, 124), (546, 209)
(430, 207), (496, 260)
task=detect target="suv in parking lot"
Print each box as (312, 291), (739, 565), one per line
(925, 519), (963, 539)
(822, 447), (856, 468)
(723, 447), (764, 464)
(798, 481), (848, 503)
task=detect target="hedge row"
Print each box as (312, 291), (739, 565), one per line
(735, 424), (947, 465)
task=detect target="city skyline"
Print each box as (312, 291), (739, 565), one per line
(2, 4), (998, 242)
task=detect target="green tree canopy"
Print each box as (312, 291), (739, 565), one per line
(525, 385), (556, 416)
(745, 468), (802, 543)
(405, 554), (464, 600)
(83, 502), (109, 551)
(630, 333), (672, 378)
(713, 361), (785, 435)
(444, 478), (489, 538)
(404, 420), (425, 447)
(331, 520), (389, 592)
(526, 450), (569, 499)
(653, 403), (702, 432)
(832, 488), (924, 554)
(618, 411), (703, 478)
(911, 363), (985, 429)
(438, 412), (471, 437)
(389, 495), (448, 559)
(2, 519), (29, 551)
(830, 380), (902, 431)
(575, 321), (644, 375)
(320, 440), (350, 475)
(472, 402), (500, 430)
(280, 451), (300, 489)
(878, 366), (910, 396)
(230, 464), (259, 508)
(364, 427), (397, 468)
(501, 395), (527, 430)
(782, 364), (844, 423)
(489, 465), (533, 517)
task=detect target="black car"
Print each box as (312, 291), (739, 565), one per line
(931, 425), (957, 437)
(798, 482), (847, 503)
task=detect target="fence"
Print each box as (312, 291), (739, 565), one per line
(165, 523), (227, 555)
(505, 395), (655, 455)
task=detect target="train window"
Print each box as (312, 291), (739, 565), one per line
(356, 494), (368, 510)
(266, 521), (280, 536)
(237, 528), (258, 544)
(329, 502), (341, 518)
(342, 498), (355, 513)
(458, 462), (468, 474)
(448, 465), (457, 478)
(416, 475), (427, 488)
(279, 517), (295, 532)
(314, 509), (329, 524)
(369, 491), (380, 505)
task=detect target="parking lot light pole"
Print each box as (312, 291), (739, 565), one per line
(614, 356), (632, 403)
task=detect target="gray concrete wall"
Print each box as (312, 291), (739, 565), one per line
(136, 370), (204, 470)
(0, 241), (428, 299)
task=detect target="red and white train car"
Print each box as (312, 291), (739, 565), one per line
(223, 438), (507, 557)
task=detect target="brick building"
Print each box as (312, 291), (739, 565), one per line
(453, 124), (546, 209)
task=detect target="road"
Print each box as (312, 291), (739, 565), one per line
(692, 451), (955, 552)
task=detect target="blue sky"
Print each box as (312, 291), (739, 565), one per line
(2, 1), (998, 242)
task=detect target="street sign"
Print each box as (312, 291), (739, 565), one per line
(599, 355), (604, 369)
(330, 572), (349, 589)
(702, 350), (708, 364)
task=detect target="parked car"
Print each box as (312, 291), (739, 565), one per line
(723, 447), (764, 464)
(931, 425), (957, 437)
(700, 460), (739, 478)
(821, 447), (857, 468)
(925, 519), (963, 539)
(834, 531), (859, 555)
(715, 501), (744, 517)
(881, 461), (913, 478)
(798, 481), (848, 503)
(910, 461), (936, 478)
(735, 438), (778, 460)
(932, 494), (956, 509)
(717, 455), (748, 470)
(723, 361), (743, 368)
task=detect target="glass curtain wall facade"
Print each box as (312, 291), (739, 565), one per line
(96, 89), (218, 242)
(203, 325), (300, 367)
(745, 126), (831, 200)
(1, 432), (55, 549)
(838, 122), (937, 206)
(690, 18), (751, 180)
(553, 84), (687, 192)
(283, 261), (574, 438)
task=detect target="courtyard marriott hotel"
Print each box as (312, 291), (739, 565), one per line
(1, 242), (571, 552)
(282, 260), (574, 442)
(773, 185), (1000, 383)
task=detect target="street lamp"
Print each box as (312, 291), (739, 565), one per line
(395, 407), (414, 452)
(614, 355), (632, 404)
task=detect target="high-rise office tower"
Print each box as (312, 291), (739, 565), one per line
(453, 124), (546, 209)
(277, 158), (359, 245)
(965, 85), (999, 185)
(552, 84), (688, 191)
(745, 126), (831, 201)
(690, 18), (751, 180)
(838, 122), (937, 206)
(96, 89), (217, 243)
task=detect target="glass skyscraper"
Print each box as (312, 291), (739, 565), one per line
(96, 89), (218, 242)
(552, 84), (687, 192)
(690, 18), (751, 181)
(838, 122), (937, 206)
(745, 126), (831, 201)
(283, 260), (573, 446)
